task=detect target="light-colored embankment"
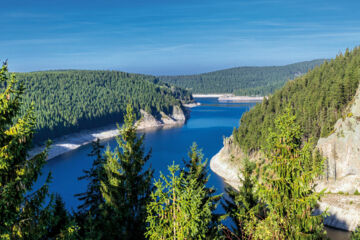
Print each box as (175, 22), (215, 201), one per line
(193, 94), (231, 98)
(314, 194), (360, 231)
(210, 84), (360, 231)
(183, 102), (201, 108)
(193, 94), (264, 102)
(30, 105), (195, 161)
(317, 84), (360, 194)
(210, 136), (244, 189)
(218, 95), (264, 102)
(210, 140), (360, 231)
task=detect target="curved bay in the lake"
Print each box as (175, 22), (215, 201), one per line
(39, 97), (349, 239)
(41, 98), (256, 209)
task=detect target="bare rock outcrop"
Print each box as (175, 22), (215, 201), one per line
(210, 136), (262, 189)
(136, 110), (163, 129)
(315, 194), (360, 231)
(171, 105), (187, 121)
(317, 85), (360, 193)
(136, 106), (187, 129)
(210, 136), (244, 189)
(210, 84), (360, 231)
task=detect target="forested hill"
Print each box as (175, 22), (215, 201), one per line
(15, 70), (193, 142)
(159, 59), (325, 96)
(233, 47), (360, 152)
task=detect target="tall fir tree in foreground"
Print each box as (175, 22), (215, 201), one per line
(46, 194), (79, 240)
(222, 157), (264, 240)
(183, 143), (223, 239)
(146, 163), (214, 240)
(248, 107), (326, 240)
(75, 139), (107, 239)
(0, 62), (52, 239)
(0, 62), (77, 239)
(100, 104), (154, 239)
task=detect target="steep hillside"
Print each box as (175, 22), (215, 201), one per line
(317, 84), (360, 193)
(15, 70), (193, 142)
(234, 48), (360, 153)
(210, 47), (360, 230)
(159, 59), (325, 96)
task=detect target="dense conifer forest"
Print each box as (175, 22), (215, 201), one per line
(233, 47), (360, 152)
(0, 62), (328, 238)
(4, 55), (360, 238)
(159, 59), (325, 96)
(14, 70), (193, 142)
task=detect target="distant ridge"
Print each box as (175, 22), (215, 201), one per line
(159, 59), (326, 96)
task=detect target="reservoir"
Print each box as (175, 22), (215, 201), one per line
(40, 97), (255, 209)
(38, 97), (350, 240)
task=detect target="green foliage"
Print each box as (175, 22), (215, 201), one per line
(248, 108), (326, 240)
(352, 226), (360, 240)
(222, 157), (264, 239)
(183, 143), (223, 239)
(100, 104), (154, 240)
(0, 62), (54, 239)
(234, 48), (360, 153)
(46, 194), (78, 240)
(75, 139), (107, 239)
(146, 164), (214, 240)
(14, 70), (193, 142)
(159, 60), (324, 96)
(76, 139), (105, 213)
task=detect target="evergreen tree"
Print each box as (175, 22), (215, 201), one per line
(46, 194), (72, 239)
(75, 139), (107, 239)
(249, 108), (326, 240)
(146, 163), (213, 240)
(351, 226), (360, 240)
(0, 62), (53, 239)
(222, 157), (264, 239)
(183, 143), (223, 239)
(234, 47), (360, 154)
(100, 104), (154, 239)
(14, 70), (193, 142)
(159, 59), (324, 96)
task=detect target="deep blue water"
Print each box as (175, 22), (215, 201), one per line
(39, 98), (256, 210)
(36, 98), (350, 239)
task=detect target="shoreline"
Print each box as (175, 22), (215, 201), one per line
(193, 94), (264, 102)
(30, 104), (199, 161)
(209, 141), (360, 232)
(193, 94), (231, 98)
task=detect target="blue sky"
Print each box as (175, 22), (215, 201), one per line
(2, 0), (360, 75)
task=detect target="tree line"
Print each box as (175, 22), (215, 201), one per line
(14, 70), (193, 142)
(4, 62), (358, 239)
(233, 47), (360, 153)
(159, 59), (325, 96)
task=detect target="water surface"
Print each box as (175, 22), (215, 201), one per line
(41, 98), (256, 209)
(37, 98), (350, 239)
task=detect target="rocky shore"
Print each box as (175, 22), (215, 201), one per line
(211, 138), (360, 232)
(210, 142), (360, 231)
(30, 105), (195, 161)
(209, 83), (360, 232)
